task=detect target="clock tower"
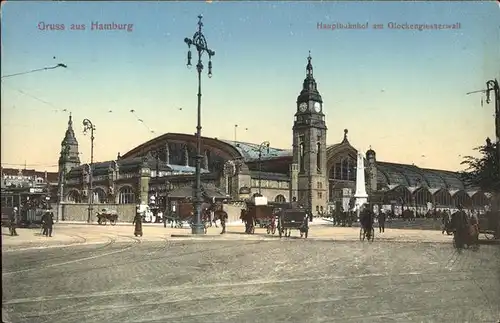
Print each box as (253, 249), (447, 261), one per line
(291, 52), (328, 214)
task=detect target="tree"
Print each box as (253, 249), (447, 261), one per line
(460, 138), (500, 192)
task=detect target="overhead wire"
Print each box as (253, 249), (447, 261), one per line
(1, 163), (58, 167)
(1, 82), (70, 114)
(1, 63), (67, 79)
(130, 109), (156, 135)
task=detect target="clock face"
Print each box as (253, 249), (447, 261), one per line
(314, 102), (322, 113)
(298, 102), (307, 112)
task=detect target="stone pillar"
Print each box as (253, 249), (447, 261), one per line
(289, 163), (299, 203)
(165, 142), (170, 164)
(139, 167), (151, 204)
(236, 173), (251, 200)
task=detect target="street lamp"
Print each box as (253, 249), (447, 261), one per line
(184, 14), (215, 234)
(466, 79), (500, 168)
(57, 144), (70, 222)
(485, 80), (500, 167)
(82, 119), (95, 223)
(164, 180), (173, 228)
(258, 141), (270, 195)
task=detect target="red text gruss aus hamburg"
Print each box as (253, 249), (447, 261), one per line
(317, 22), (461, 31)
(37, 21), (134, 32)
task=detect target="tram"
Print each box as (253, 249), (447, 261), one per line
(1, 186), (54, 227)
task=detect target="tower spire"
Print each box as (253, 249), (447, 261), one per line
(306, 50), (313, 78)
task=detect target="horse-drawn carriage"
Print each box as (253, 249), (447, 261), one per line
(168, 199), (227, 232)
(277, 208), (309, 238)
(96, 208), (118, 225)
(240, 202), (276, 235)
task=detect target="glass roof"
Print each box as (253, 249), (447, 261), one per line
(388, 164), (427, 186)
(377, 164), (409, 186)
(436, 171), (465, 190)
(376, 162), (466, 190)
(421, 172), (446, 188)
(220, 140), (292, 162)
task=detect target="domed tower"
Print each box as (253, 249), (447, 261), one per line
(292, 51), (327, 213)
(365, 146), (377, 192)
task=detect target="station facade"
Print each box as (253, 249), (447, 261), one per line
(57, 54), (490, 214)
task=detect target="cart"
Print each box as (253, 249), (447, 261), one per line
(478, 211), (500, 240)
(96, 208), (118, 225)
(277, 209), (308, 238)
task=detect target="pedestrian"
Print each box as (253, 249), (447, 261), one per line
(378, 209), (386, 233)
(133, 209), (143, 237)
(41, 211), (48, 236)
(9, 207), (19, 236)
(45, 212), (54, 237)
(220, 211), (228, 234)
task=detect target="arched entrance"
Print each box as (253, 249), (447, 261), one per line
(274, 194), (286, 203)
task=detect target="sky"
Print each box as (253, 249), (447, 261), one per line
(1, 1), (499, 172)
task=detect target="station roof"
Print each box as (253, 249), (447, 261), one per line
(219, 140), (292, 162)
(376, 162), (465, 190)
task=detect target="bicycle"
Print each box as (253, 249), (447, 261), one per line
(359, 226), (375, 242)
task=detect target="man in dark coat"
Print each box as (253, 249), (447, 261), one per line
(359, 204), (374, 239)
(451, 205), (469, 248)
(9, 207), (19, 236)
(377, 209), (386, 233)
(41, 211), (49, 236)
(44, 211), (54, 237)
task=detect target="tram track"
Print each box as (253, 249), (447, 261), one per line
(61, 239), (266, 275)
(2, 236), (141, 276)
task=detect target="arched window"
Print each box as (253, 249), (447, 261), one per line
(119, 186), (135, 204)
(452, 190), (472, 208)
(413, 188), (433, 207)
(299, 142), (304, 173)
(93, 188), (107, 204)
(274, 194), (286, 203)
(67, 190), (81, 203)
(316, 142), (321, 173)
(434, 189), (452, 207)
(330, 156), (356, 181)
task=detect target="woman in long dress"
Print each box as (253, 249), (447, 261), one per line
(133, 212), (143, 237)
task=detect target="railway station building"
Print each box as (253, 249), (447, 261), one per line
(57, 54), (491, 218)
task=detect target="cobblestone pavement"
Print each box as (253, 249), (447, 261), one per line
(2, 226), (499, 323)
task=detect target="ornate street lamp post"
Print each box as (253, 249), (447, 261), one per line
(485, 79), (500, 168)
(257, 141), (270, 195)
(184, 14), (215, 234)
(57, 144), (70, 222)
(83, 119), (95, 223)
(466, 79), (500, 172)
